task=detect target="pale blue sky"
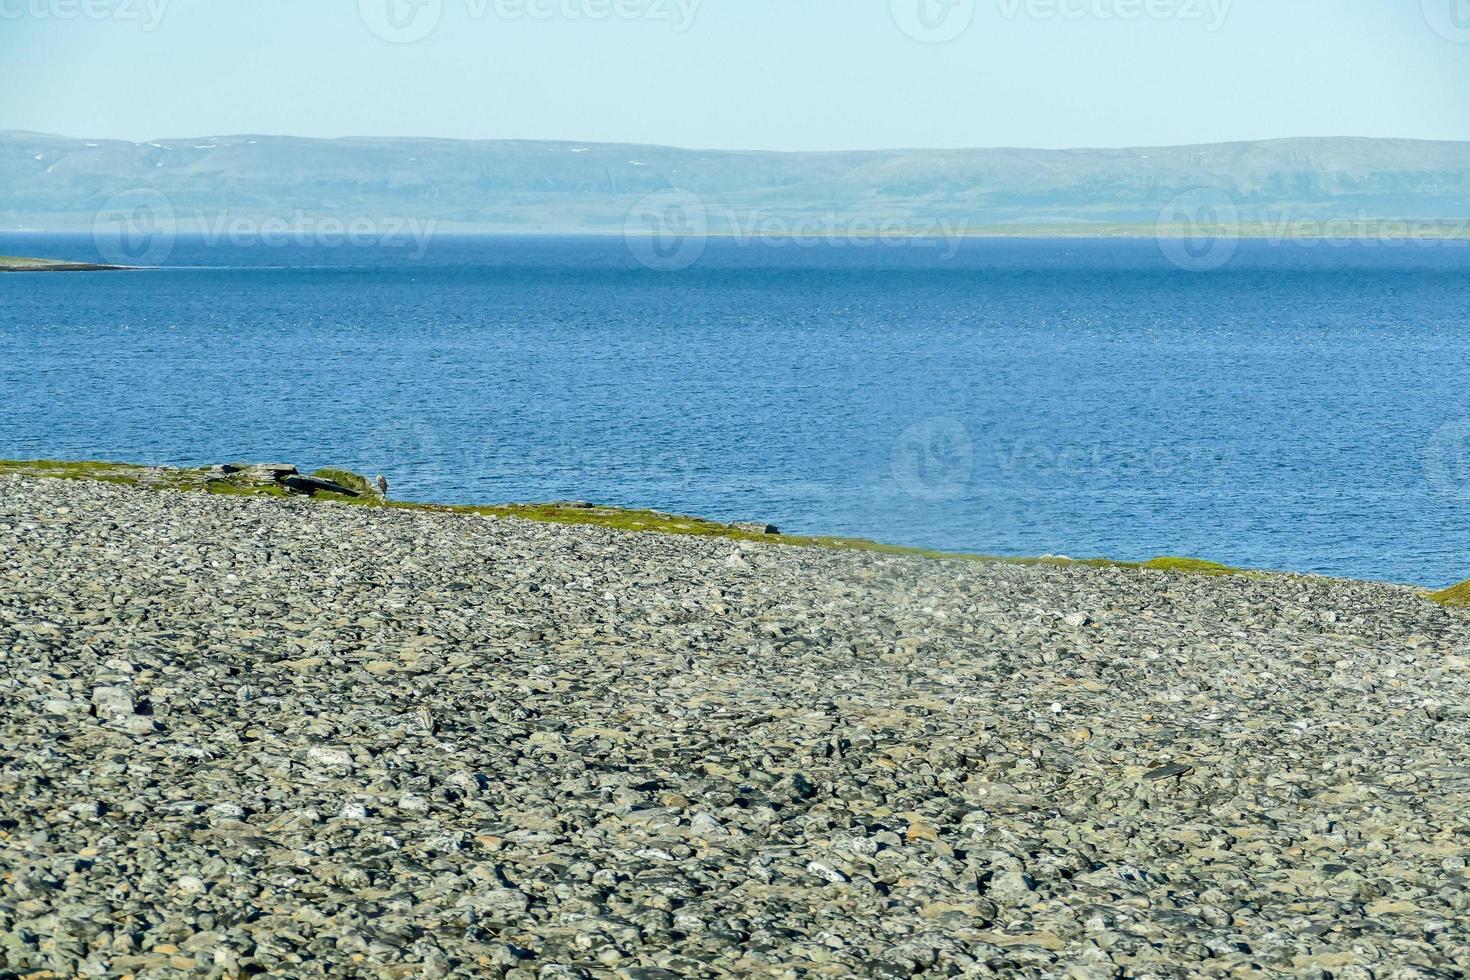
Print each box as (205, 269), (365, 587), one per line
(4, 0), (1468, 150)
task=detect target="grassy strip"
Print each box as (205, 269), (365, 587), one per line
(1428, 581), (1470, 607)
(310, 468), (374, 495)
(0, 458), (1287, 580)
(1138, 557), (1243, 577)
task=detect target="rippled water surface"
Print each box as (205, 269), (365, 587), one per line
(3, 233), (1468, 585)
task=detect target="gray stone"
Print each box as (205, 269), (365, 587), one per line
(733, 522), (780, 535)
(279, 474), (359, 497)
(2, 470), (1467, 977)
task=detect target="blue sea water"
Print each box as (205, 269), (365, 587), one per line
(2, 233), (1468, 586)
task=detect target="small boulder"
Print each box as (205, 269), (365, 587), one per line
(280, 475), (359, 497)
(91, 686), (135, 717)
(174, 875), (207, 897)
(987, 870), (1035, 905)
(244, 464), (298, 481)
(733, 522), (780, 535)
(306, 745), (356, 770)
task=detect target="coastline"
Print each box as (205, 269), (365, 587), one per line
(3, 464), (1469, 975)
(3, 457), (1466, 602)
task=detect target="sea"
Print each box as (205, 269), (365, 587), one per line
(3, 232), (1468, 586)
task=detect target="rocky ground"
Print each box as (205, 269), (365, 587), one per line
(3, 474), (1470, 979)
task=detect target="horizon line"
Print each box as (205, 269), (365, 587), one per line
(5, 130), (1470, 156)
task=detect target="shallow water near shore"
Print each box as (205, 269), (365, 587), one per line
(2, 233), (1468, 585)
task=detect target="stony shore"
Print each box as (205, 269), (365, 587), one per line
(4, 473), (1470, 978)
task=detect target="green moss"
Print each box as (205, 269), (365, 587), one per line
(439, 503), (1139, 570)
(0, 459), (142, 482)
(0, 458), (1296, 585)
(311, 468), (374, 495)
(1140, 556), (1245, 577)
(205, 481), (289, 498)
(314, 491), (370, 504)
(1428, 580), (1470, 607)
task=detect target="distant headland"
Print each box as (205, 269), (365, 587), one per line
(0, 255), (128, 272)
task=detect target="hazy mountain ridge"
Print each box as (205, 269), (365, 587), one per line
(4, 132), (1469, 232)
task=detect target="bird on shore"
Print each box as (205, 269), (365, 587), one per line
(376, 475), (389, 499)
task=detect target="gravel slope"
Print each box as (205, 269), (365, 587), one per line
(3, 475), (1469, 978)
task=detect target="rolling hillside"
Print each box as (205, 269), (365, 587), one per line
(4, 132), (1469, 232)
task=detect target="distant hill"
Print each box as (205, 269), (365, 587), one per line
(4, 132), (1469, 233)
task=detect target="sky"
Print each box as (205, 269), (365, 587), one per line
(2, 0), (1469, 151)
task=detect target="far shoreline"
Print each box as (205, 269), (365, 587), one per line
(0, 255), (131, 273)
(7, 221), (1470, 244)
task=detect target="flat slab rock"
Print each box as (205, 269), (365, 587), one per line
(2, 473), (1470, 978)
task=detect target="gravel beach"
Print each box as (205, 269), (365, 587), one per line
(3, 474), (1469, 978)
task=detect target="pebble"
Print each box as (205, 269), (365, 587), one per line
(3, 473), (1470, 977)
